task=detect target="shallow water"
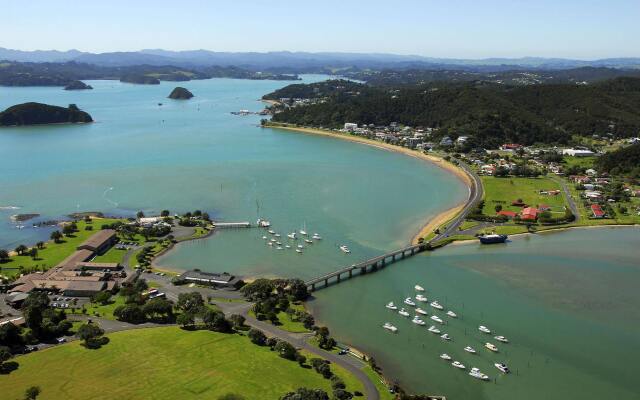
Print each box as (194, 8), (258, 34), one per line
(308, 227), (640, 399)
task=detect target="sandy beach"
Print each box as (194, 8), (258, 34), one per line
(264, 123), (474, 244)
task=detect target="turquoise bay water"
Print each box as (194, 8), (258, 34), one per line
(0, 77), (467, 279)
(308, 227), (640, 399)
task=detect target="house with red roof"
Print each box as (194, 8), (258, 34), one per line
(520, 207), (539, 221)
(497, 210), (518, 219)
(591, 204), (605, 218)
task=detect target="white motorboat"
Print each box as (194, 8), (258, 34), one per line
(304, 239), (313, 244)
(412, 316), (426, 326)
(494, 363), (510, 374)
(415, 285), (425, 292)
(257, 218), (271, 228)
(440, 333), (451, 341)
(295, 249), (303, 254)
(270, 238), (277, 242)
(287, 232), (297, 239)
(427, 325), (441, 334)
(276, 241), (282, 246)
(469, 368), (489, 381)
(485, 342), (499, 352)
(446, 310), (457, 318)
(312, 233), (322, 240)
(276, 246), (283, 250)
(386, 302), (398, 310)
(479, 325), (491, 334)
(430, 301), (444, 310)
(404, 297), (416, 306)
(440, 353), (452, 361)
(383, 322), (398, 333)
(275, 233), (281, 238)
(494, 335), (509, 343)
(268, 230), (275, 234)
(398, 308), (410, 317)
(464, 346), (477, 354)
(339, 245), (351, 253)
(297, 244), (304, 249)
(415, 294), (428, 302)
(451, 361), (466, 369)
(415, 308), (428, 315)
(285, 245), (291, 249)
(430, 315), (443, 324)
(262, 236), (268, 240)
(267, 242), (274, 246)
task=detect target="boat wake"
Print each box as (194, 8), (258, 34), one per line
(0, 206), (21, 210)
(102, 187), (119, 207)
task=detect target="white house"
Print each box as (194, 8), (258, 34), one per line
(343, 123), (358, 131)
(562, 148), (595, 157)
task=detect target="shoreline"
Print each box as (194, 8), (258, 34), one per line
(264, 123), (473, 245)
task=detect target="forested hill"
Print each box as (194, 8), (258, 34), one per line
(596, 143), (640, 176)
(268, 78), (640, 148)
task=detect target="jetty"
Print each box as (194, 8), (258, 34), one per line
(212, 221), (251, 229)
(305, 243), (428, 291)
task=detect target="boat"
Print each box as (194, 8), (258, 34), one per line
(312, 233), (322, 240)
(440, 333), (451, 341)
(478, 233), (508, 244)
(415, 285), (425, 291)
(270, 238), (277, 242)
(440, 354), (452, 361)
(267, 242), (274, 246)
(446, 310), (457, 318)
(383, 322), (398, 333)
(276, 246), (283, 250)
(415, 294), (428, 302)
(412, 316), (426, 326)
(430, 301), (444, 310)
(297, 244), (304, 249)
(430, 315), (443, 324)
(451, 361), (466, 369)
(415, 308), (428, 315)
(398, 308), (410, 317)
(287, 232), (297, 239)
(268, 230), (275, 234)
(469, 368), (490, 381)
(479, 325), (491, 334)
(276, 241), (282, 246)
(427, 325), (441, 334)
(485, 343), (499, 352)
(464, 346), (477, 354)
(299, 223), (308, 236)
(404, 297), (416, 306)
(275, 233), (281, 238)
(285, 245), (291, 249)
(339, 245), (351, 253)
(385, 302), (398, 310)
(304, 239), (313, 244)
(494, 335), (509, 343)
(257, 218), (271, 228)
(295, 249), (303, 254)
(494, 363), (510, 374)
(262, 236), (268, 240)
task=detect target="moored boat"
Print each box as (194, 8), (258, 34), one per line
(464, 346), (477, 354)
(386, 302), (398, 310)
(415, 294), (428, 302)
(452, 361), (466, 369)
(427, 325), (441, 334)
(383, 322), (398, 333)
(415, 285), (425, 291)
(398, 308), (410, 317)
(479, 233), (508, 244)
(440, 353), (452, 361)
(494, 335), (509, 343)
(430, 315), (443, 324)
(430, 301), (444, 310)
(440, 333), (451, 341)
(404, 297), (416, 306)
(479, 325), (491, 334)
(494, 363), (510, 374)
(339, 245), (351, 253)
(415, 308), (428, 315)
(412, 316), (426, 326)
(469, 368), (490, 380)
(485, 342), (499, 352)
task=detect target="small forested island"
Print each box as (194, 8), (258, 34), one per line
(168, 86), (194, 99)
(63, 80), (93, 90)
(0, 102), (93, 126)
(119, 74), (161, 85)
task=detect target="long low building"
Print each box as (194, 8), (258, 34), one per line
(177, 270), (243, 289)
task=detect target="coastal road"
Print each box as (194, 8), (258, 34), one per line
(551, 176), (580, 222)
(431, 159), (484, 242)
(216, 301), (381, 400)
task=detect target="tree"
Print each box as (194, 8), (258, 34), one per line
(36, 241), (45, 249)
(14, 244), (27, 255)
(0, 322), (22, 347)
(62, 224), (76, 237)
(240, 279), (275, 301)
(287, 279), (309, 301)
(176, 292), (205, 315)
(176, 313), (194, 329)
(274, 340), (298, 361)
(27, 247), (37, 260)
(248, 328), (267, 345)
(280, 388), (329, 400)
(229, 314), (245, 329)
(50, 231), (63, 243)
(494, 204), (503, 213)
(202, 309), (232, 333)
(113, 304), (145, 324)
(143, 298), (174, 321)
(0, 249), (9, 263)
(91, 291), (112, 306)
(136, 211), (145, 219)
(77, 323), (109, 349)
(24, 386), (41, 400)
(161, 210), (170, 217)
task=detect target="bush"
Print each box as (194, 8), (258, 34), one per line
(274, 340), (298, 361)
(248, 328), (267, 346)
(113, 304), (146, 324)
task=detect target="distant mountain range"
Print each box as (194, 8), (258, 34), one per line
(1, 47), (639, 71)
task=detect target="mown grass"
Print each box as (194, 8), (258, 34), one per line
(481, 176), (567, 215)
(0, 327), (363, 400)
(249, 302), (310, 333)
(0, 218), (122, 278)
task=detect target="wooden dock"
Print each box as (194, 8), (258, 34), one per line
(212, 221), (251, 229)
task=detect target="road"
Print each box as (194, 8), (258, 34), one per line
(551, 176), (580, 222)
(432, 159), (484, 241)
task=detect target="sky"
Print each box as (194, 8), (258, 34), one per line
(2, 0), (639, 59)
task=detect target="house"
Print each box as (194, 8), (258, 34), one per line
(0, 317), (25, 328)
(480, 164), (496, 175)
(585, 169), (597, 176)
(439, 136), (453, 147)
(76, 229), (117, 254)
(591, 204), (605, 218)
(74, 262), (121, 272)
(177, 270), (243, 289)
(138, 217), (162, 227)
(343, 123), (358, 131)
(500, 143), (522, 151)
(456, 136), (469, 145)
(562, 148), (595, 157)
(497, 210), (517, 219)
(520, 207), (539, 221)
(4, 292), (29, 307)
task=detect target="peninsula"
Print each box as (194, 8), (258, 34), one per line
(63, 80), (93, 90)
(0, 102), (93, 126)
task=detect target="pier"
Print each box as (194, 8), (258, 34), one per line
(305, 243), (428, 292)
(212, 221), (252, 229)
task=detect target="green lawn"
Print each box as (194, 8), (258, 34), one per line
(363, 366), (394, 400)
(562, 155), (596, 170)
(0, 327), (364, 400)
(82, 294), (127, 320)
(249, 303), (310, 333)
(0, 218), (123, 278)
(92, 247), (128, 263)
(481, 176), (567, 215)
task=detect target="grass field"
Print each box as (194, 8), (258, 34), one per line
(0, 327), (364, 400)
(0, 218), (122, 278)
(249, 302), (310, 333)
(481, 176), (567, 215)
